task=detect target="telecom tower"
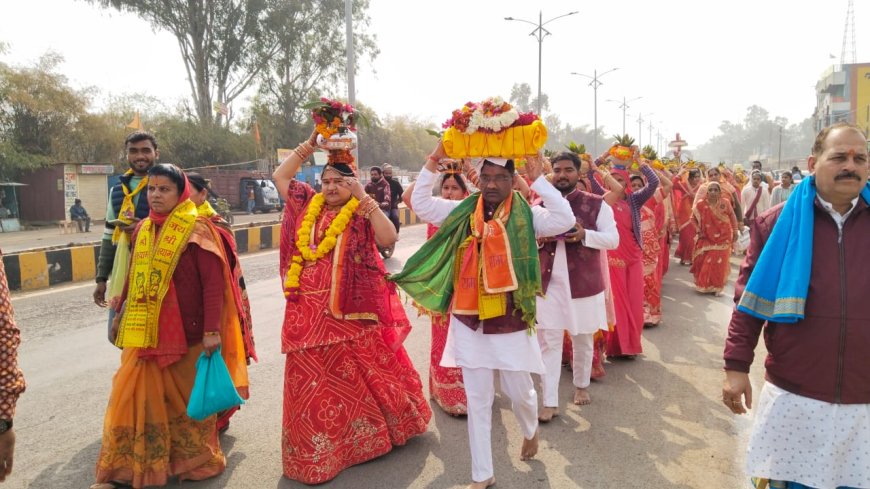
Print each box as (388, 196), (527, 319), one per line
(841, 0), (856, 66)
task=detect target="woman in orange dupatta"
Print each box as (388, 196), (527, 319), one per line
(92, 164), (249, 489)
(403, 164), (469, 416)
(672, 168), (702, 265)
(690, 181), (738, 296)
(187, 173), (257, 433)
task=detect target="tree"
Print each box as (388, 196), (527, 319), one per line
(0, 52), (91, 179)
(510, 83), (532, 112)
(84, 0), (272, 127)
(254, 0), (378, 151)
(694, 105), (816, 167)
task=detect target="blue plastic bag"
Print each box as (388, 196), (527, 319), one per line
(187, 347), (245, 421)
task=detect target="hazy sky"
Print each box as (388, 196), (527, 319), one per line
(2, 0), (869, 151)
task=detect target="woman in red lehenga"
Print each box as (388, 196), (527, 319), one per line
(274, 130), (431, 485)
(403, 164), (469, 416)
(672, 168), (702, 265)
(690, 181), (738, 296)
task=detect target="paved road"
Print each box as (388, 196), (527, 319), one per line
(8, 224), (765, 488)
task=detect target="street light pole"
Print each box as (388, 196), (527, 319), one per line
(570, 67), (618, 157)
(607, 96), (642, 136)
(636, 112), (653, 149)
(637, 113), (644, 148)
(344, 0), (355, 106)
(505, 10), (578, 115)
(777, 125), (783, 169)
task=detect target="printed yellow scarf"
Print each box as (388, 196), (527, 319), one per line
(115, 199), (198, 348)
(112, 171), (149, 244)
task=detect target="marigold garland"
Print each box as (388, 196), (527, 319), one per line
(283, 193), (359, 298)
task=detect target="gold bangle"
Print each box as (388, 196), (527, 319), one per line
(203, 331), (220, 337)
(294, 143), (313, 160)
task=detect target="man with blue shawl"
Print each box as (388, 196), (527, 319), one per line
(722, 122), (870, 489)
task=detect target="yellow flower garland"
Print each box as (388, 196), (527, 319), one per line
(283, 193), (359, 297)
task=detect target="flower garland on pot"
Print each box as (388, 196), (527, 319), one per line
(283, 193), (360, 299)
(442, 96), (539, 135)
(440, 96), (547, 159)
(304, 97), (360, 140)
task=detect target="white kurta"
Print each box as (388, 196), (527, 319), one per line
(410, 168), (576, 375)
(536, 201), (618, 335)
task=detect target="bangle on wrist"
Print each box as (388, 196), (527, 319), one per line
(203, 331), (220, 337)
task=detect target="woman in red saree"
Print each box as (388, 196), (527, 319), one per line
(637, 169), (672, 327)
(588, 161), (660, 357)
(274, 131), (431, 485)
(187, 173), (257, 433)
(690, 181), (738, 295)
(92, 164), (249, 489)
(403, 165), (469, 416)
(672, 168), (702, 265)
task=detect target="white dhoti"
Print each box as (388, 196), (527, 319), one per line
(537, 329), (595, 406)
(442, 316), (544, 482)
(536, 240), (610, 408)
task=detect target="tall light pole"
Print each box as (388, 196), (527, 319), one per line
(607, 95), (642, 136)
(777, 125), (783, 169)
(636, 112), (653, 148)
(571, 67), (618, 157)
(344, 0), (355, 106)
(505, 10), (578, 115)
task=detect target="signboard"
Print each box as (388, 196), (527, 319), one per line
(63, 164), (78, 218)
(277, 148), (292, 163)
(79, 164), (115, 174)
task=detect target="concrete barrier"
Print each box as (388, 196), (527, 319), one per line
(4, 208), (422, 292)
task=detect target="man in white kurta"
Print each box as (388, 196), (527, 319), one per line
(411, 149), (575, 489)
(535, 154), (618, 421)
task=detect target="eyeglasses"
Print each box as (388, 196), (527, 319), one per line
(479, 175), (513, 184)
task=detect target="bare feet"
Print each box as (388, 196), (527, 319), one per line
(538, 406), (558, 423)
(520, 431), (539, 461)
(467, 476), (496, 489)
(573, 387), (591, 405)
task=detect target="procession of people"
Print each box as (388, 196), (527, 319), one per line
(66, 92), (868, 489)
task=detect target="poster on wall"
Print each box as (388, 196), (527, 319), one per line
(63, 164), (78, 219)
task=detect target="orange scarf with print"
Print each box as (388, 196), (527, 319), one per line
(453, 192), (519, 319)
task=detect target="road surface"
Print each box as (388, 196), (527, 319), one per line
(8, 224), (765, 488)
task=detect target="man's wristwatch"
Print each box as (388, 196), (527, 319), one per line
(0, 419), (13, 434)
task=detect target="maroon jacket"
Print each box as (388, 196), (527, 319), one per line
(538, 190), (605, 299)
(723, 198), (870, 404)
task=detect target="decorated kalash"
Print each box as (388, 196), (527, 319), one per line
(392, 96), (576, 489)
(271, 97), (431, 485)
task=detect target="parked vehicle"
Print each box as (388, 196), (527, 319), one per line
(195, 168), (281, 212)
(210, 197), (234, 225)
(240, 178), (281, 213)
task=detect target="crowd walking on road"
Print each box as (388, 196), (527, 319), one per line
(39, 113), (865, 489)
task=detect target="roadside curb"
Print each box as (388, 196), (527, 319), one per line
(4, 210), (422, 292)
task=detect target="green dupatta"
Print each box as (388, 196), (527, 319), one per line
(389, 191), (541, 329)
